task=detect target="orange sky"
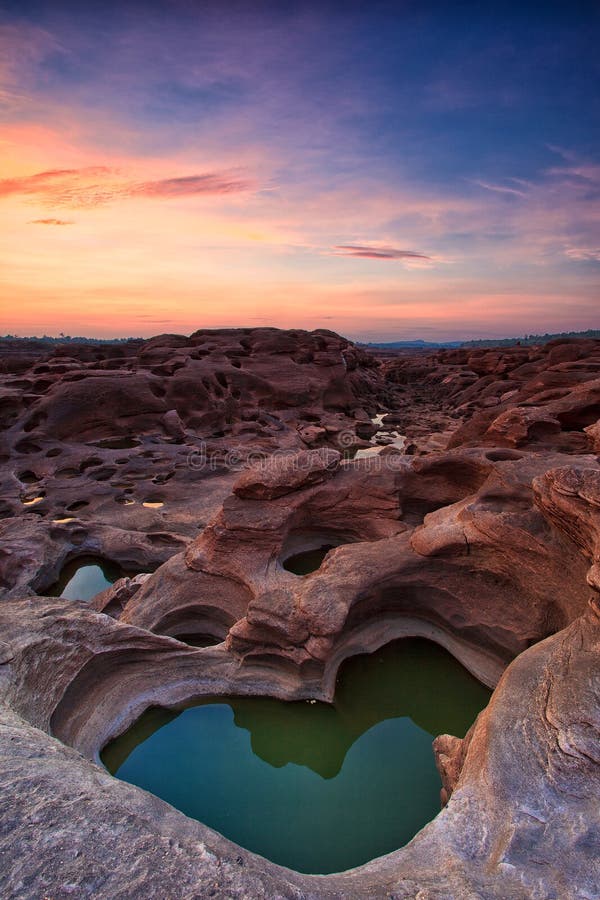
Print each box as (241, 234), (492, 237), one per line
(1, 7), (598, 341)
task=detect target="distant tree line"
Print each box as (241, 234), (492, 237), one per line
(0, 334), (139, 344)
(460, 329), (600, 348)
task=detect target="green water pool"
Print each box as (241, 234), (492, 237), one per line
(102, 637), (491, 874)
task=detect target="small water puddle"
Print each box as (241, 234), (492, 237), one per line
(48, 556), (123, 601)
(102, 637), (491, 874)
(21, 494), (45, 506)
(354, 412), (405, 460)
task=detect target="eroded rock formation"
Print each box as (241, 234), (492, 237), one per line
(384, 337), (600, 454)
(0, 330), (599, 898)
(0, 329), (384, 598)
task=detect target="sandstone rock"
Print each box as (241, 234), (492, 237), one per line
(432, 729), (472, 806)
(117, 444), (595, 692)
(92, 572), (151, 617)
(585, 418), (600, 452)
(382, 338), (600, 453)
(161, 408), (186, 442)
(233, 448), (341, 500)
(2, 333), (600, 898)
(0, 588), (597, 899)
(0, 329), (385, 600)
(534, 465), (600, 591)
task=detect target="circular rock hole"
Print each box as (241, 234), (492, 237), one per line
(79, 457), (103, 472)
(281, 529), (350, 576)
(18, 470), (40, 484)
(283, 545), (336, 575)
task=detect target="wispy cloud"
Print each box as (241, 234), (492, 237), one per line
(332, 244), (431, 260)
(136, 174), (249, 198)
(29, 217), (74, 225)
(472, 180), (528, 197)
(0, 167), (253, 208)
(565, 247), (600, 262)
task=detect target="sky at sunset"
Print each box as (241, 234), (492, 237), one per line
(0, 1), (599, 341)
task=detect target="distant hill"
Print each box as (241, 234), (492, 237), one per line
(361, 329), (600, 350)
(360, 339), (463, 349)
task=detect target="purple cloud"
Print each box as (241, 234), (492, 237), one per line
(333, 244), (431, 260)
(136, 174), (250, 197)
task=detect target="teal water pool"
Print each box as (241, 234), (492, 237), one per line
(102, 637), (491, 874)
(49, 556), (122, 601)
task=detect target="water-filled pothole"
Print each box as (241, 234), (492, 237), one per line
(102, 637), (490, 874)
(48, 556), (123, 601)
(21, 493), (45, 506)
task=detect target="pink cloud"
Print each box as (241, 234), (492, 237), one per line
(0, 166), (253, 208)
(565, 247), (600, 262)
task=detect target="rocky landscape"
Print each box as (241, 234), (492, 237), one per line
(0, 329), (599, 898)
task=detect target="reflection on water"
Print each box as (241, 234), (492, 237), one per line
(48, 556), (122, 601)
(22, 494), (45, 506)
(102, 638), (491, 874)
(346, 411), (405, 460)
